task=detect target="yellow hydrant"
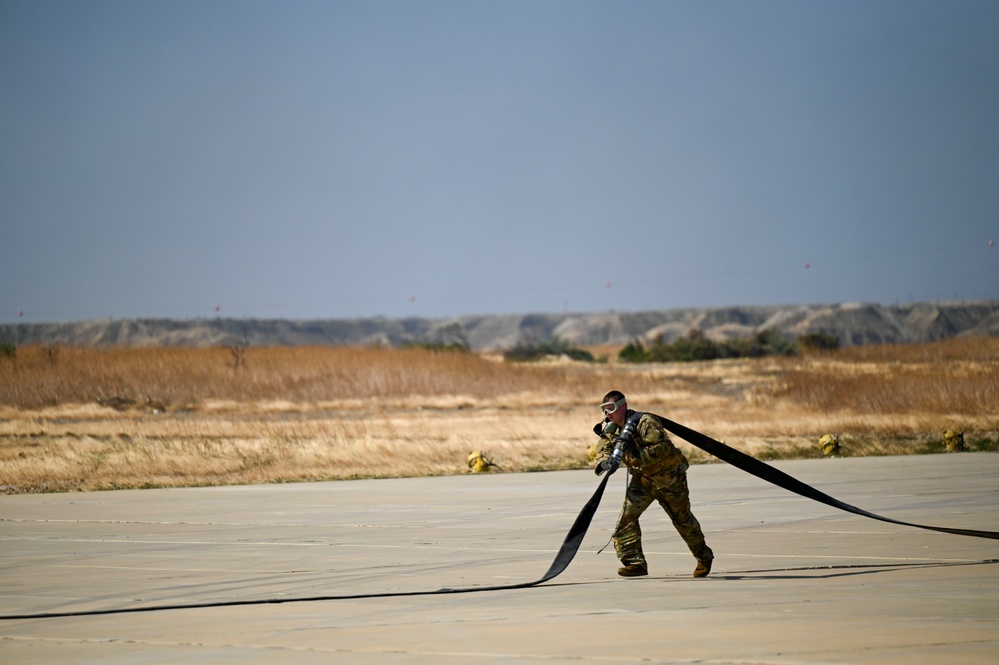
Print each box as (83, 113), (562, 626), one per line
(818, 434), (840, 457)
(943, 430), (965, 452)
(467, 451), (498, 473)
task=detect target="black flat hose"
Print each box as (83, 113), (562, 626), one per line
(0, 473), (614, 619)
(655, 415), (999, 541)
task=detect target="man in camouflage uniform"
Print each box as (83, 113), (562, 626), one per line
(594, 390), (713, 578)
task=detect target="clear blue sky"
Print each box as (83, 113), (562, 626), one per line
(3, 0), (997, 324)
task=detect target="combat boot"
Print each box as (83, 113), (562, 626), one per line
(617, 564), (648, 577)
(693, 558), (712, 578)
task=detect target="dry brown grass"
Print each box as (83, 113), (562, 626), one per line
(1, 338), (997, 493)
(0, 345), (611, 407)
(769, 336), (999, 417)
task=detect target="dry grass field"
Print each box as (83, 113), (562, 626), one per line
(1, 337), (997, 493)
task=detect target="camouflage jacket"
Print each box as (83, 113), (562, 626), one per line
(595, 410), (687, 478)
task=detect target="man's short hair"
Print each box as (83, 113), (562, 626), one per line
(602, 390), (626, 404)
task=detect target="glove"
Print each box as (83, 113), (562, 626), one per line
(594, 456), (620, 476)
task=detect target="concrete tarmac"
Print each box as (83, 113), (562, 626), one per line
(2, 453), (998, 664)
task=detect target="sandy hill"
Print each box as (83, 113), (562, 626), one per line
(3, 301), (998, 351)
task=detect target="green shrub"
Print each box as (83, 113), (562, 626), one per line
(402, 340), (470, 353)
(0, 341), (15, 359)
(671, 329), (722, 361)
(751, 328), (799, 357)
(798, 332), (840, 351)
(505, 337), (594, 362)
(618, 340), (647, 363)
(617, 328), (799, 363)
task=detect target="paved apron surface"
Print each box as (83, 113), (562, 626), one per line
(2, 453), (997, 664)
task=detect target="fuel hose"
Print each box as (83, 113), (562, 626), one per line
(655, 415), (999, 541)
(0, 474), (614, 620)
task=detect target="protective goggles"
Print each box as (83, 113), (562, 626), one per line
(600, 397), (626, 416)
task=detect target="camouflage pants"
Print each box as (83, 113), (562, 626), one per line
(614, 465), (713, 568)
